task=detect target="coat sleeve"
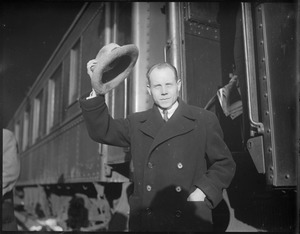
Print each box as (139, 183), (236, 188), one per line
(79, 93), (131, 147)
(3, 129), (20, 196)
(196, 112), (236, 208)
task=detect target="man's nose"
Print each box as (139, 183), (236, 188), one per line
(161, 86), (167, 95)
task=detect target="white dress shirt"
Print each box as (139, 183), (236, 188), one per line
(157, 101), (179, 120)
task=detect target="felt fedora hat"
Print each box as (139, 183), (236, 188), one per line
(91, 43), (139, 94)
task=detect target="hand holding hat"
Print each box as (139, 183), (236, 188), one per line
(87, 43), (139, 95)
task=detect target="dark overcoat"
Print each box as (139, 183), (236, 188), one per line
(80, 94), (236, 232)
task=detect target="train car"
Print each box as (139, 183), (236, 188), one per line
(6, 2), (299, 232)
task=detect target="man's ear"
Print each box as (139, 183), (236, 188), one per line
(147, 84), (151, 96)
(177, 79), (182, 91)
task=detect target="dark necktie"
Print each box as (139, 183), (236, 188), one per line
(163, 109), (168, 122)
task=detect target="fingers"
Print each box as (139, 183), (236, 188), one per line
(187, 188), (206, 202)
(229, 73), (238, 82)
(87, 59), (98, 77)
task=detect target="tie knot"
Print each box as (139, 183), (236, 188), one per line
(163, 109), (168, 122)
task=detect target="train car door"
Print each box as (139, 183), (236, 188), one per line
(182, 3), (222, 109)
(165, 2), (244, 152)
(165, 3), (222, 109)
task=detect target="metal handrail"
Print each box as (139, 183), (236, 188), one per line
(241, 2), (264, 135)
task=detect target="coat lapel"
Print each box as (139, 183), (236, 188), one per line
(138, 106), (165, 139)
(139, 99), (197, 156)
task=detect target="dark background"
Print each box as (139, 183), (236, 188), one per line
(1, 1), (85, 128)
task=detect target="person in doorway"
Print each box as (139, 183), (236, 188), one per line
(79, 43), (236, 232)
(2, 128), (20, 231)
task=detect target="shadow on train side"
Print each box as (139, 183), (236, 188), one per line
(228, 153), (296, 232)
(212, 105), (296, 232)
(212, 150), (297, 232)
(209, 85), (296, 232)
(64, 182), (129, 231)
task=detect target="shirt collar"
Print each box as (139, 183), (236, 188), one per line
(157, 101), (179, 119)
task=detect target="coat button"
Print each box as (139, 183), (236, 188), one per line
(175, 186), (182, 192)
(147, 162), (153, 169)
(177, 162), (183, 169)
(146, 207), (152, 215)
(146, 185), (152, 191)
(175, 210), (182, 218)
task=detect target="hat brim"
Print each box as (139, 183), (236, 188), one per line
(91, 44), (139, 94)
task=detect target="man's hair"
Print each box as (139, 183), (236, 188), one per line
(146, 62), (178, 83)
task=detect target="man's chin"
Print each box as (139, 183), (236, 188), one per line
(159, 104), (171, 109)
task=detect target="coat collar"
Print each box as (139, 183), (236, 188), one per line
(138, 98), (197, 155)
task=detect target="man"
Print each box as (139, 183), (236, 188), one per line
(2, 129), (20, 231)
(80, 61), (236, 232)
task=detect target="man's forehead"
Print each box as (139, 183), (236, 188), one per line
(149, 67), (176, 78)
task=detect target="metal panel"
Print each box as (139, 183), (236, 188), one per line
(185, 2), (219, 27)
(255, 3), (297, 187)
(185, 21), (219, 41)
(182, 2), (222, 108)
(184, 32), (222, 108)
(76, 121), (103, 181)
(247, 136), (265, 173)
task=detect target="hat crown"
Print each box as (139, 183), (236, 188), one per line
(97, 43), (120, 59)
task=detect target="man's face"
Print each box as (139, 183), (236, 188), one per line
(147, 67), (181, 109)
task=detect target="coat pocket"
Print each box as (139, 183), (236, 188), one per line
(192, 200), (213, 224)
(177, 200), (213, 232)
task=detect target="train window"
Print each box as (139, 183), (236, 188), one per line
(14, 121), (21, 150)
(47, 79), (55, 133)
(22, 111), (29, 151)
(68, 40), (80, 105)
(32, 90), (45, 143)
(32, 90), (44, 143)
(47, 66), (62, 133)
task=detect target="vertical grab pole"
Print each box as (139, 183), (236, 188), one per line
(167, 2), (186, 101)
(241, 2), (264, 135)
(104, 2), (112, 109)
(110, 2), (118, 118)
(99, 2), (113, 180)
(131, 2), (151, 113)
